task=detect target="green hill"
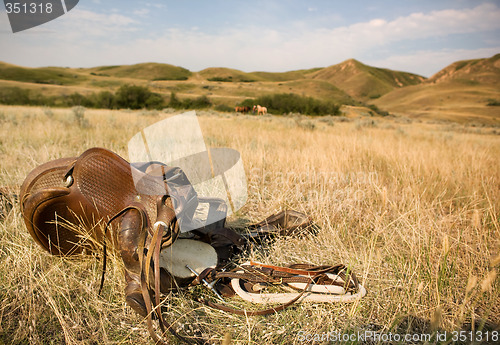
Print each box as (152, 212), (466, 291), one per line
(309, 59), (425, 100)
(0, 62), (87, 85)
(251, 68), (322, 82)
(198, 67), (261, 82)
(85, 62), (192, 81)
(197, 67), (322, 83)
(276, 79), (354, 104)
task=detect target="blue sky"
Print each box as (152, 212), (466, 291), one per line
(0, 0), (499, 77)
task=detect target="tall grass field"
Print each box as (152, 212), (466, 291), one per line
(0, 105), (499, 344)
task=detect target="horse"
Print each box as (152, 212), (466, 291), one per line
(235, 106), (250, 113)
(253, 105), (267, 115)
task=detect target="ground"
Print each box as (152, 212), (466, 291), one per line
(0, 105), (499, 344)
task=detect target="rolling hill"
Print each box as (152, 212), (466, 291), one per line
(0, 61), (87, 85)
(0, 54), (498, 124)
(372, 54), (500, 124)
(84, 62), (192, 81)
(251, 68), (322, 82)
(309, 59), (426, 100)
(198, 67), (260, 82)
(428, 53), (500, 85)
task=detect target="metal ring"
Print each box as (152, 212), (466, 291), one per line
(64, 175), (73, 187)
(153, 221), (168, 231)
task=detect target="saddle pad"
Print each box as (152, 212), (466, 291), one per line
(159, 239), (217, 279)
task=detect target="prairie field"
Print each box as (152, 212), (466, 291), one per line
(0, 105), (499, 344)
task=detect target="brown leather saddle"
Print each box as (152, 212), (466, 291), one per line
(19, 147), (324, 344)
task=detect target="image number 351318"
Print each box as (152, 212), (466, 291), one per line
(3, 0), (79, 33)
(5, 2), (54, 14)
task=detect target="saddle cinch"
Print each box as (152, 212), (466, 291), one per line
(20, 147), (365, 344)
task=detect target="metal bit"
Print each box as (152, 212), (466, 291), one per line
(186, 265), (224, 302)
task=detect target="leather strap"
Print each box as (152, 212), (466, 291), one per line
(99, 203), (148, 295)
(198, 280), (313, 316)
(249, 261), (345, 277)
(138, 196), (205, 345)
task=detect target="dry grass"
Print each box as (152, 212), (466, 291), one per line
(372, 82), (500, 125)
(0, 105), (499, 344)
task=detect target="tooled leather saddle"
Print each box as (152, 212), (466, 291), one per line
(19, 147), (328, 344)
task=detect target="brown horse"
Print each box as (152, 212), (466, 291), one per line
(235, 106), (250, 113)
(253, 105), (267, 115)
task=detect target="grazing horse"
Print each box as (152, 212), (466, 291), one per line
(235, 106), (250, 113)
(253, 105), (267, 115)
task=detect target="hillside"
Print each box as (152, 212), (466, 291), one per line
(0, 55), (498, 124)
(275, 79), (354, 104)
(198, 67), (323, 83)
(198, 67), (260, 82)
(252, 68), (321, 82)
(428, 53), (500, 85)
(372, 54), (500, 124)
(0, 62), (87, 86)
(309, 59), (425, 100)
(84, 62), (192, 81)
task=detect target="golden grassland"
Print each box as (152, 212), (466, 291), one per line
(372, 82), (500, 125)
(0, 105), (499, 344)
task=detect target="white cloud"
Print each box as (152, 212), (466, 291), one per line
(30, 8), (140, 38)
(109, 2), (500, 73)
(67, 9), (138, 34)
(373, 3), (500, 41)
(133, 8), (150, 17)
(146, 2), (166, 9)
(0, 3), (499, 76)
